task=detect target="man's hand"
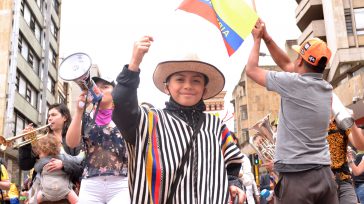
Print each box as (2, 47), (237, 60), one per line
(259, 18), (272, 43)
(129, 36), (153, 71)
(252, 19), (264, 41)
(229, 185), (246, 204)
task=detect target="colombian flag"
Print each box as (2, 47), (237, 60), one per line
(178, 0), (258, 56)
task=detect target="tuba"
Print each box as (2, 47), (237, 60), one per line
(249, 114), (276, 163)
(59, 53), (102, 106)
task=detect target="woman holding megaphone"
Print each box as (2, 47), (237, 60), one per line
(66, 76), (129, 204)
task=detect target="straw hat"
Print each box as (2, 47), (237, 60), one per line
(153, 54), (225, 99)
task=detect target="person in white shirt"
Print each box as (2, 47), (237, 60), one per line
(239, 154), (255, 203)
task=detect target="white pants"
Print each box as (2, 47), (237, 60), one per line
(78, 176), (129, 204)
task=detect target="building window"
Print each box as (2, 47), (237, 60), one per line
(30, 86), (38, 108)
(32, 55), (40, 75)
(58, 92), (65, 104)
(18, 73), (26, 97)
(23, 3), (31, 25)
(20, 38), (29, 60)
(35, 22), (41, 42)
(47, 76), (55, 94)
(240, 105), (248, 120)
(241, 83), (246, 96)
(241, 128), (249, 140)
(25, 87), (31, 102)
(36, 0), (43, 11)
(16, 71), (39, 108)
(14, 110), (31, 136)
(28, 50), (34, 66)
(18, 34), (22, 53)
(52, 0), (60, 14)
(30, 17), (35, 31)
(50, 18), (58, 39)
(20, 1), (24, 15)
(15, 113), (25, 136)
(354, 8), (364, 35)
(345, 9), (353, 35)
(15, 73), (20, 91)
(25, 48), (40, 74)
(49, 48), (56, 66)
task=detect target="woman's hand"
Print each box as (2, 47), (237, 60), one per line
(23, 123), (34, 134)
(45, 158), (63, 172)
(347, 151), (354, 162)
(129, 36), (153, 71)
(22, 123), (36, 142)
(229, 185), (246, 204)
(76, 91), (91, 111)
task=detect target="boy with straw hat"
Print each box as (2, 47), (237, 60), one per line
(112, 36), (246, 204)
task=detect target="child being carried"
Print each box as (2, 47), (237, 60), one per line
(30, 133), (81, 204)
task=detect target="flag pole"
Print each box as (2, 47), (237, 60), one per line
(251, 0), (257, 12)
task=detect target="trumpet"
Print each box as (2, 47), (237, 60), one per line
(0, 124), (51, 150)
(249, 114), (276, 163)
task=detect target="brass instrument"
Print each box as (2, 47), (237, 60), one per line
(249, 114), (276, 163)
(0, 124), (51, 150)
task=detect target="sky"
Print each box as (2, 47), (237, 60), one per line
(59, 0), (301, 127)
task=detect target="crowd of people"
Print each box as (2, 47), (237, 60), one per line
(0, 17), (362, 204)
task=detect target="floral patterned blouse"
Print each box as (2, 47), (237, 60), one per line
(327, 120), (351, 178)
(82, 113), (127, 178)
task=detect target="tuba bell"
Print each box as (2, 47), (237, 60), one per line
(59, 53), (102, 106)
(249, 114), (276, 163)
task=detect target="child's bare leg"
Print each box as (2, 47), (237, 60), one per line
(36, 190), (43, 203)
(67, 190), (79, 204)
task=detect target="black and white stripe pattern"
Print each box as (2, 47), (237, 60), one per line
(127, 107), (244, 204)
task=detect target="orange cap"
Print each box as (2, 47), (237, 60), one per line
(292, 38), (332, 67)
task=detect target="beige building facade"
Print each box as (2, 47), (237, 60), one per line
(205, 91), (226, 112)
(231, 66), (281, 147)
(295, 0), (364, 126)
(0, 0), (65, 185)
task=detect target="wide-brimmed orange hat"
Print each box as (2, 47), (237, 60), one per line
(153, 54), (225, 100)
(292, 38), (332, 66)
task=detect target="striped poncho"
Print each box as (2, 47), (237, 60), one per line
(125, 107), (243, 204)
(112, 66), (244, 204)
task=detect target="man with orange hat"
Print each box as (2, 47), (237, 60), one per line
(245, 19), (338, 204)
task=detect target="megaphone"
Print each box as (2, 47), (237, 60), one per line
(332, 93), (354, 130)
(59, 53), (102, 105)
